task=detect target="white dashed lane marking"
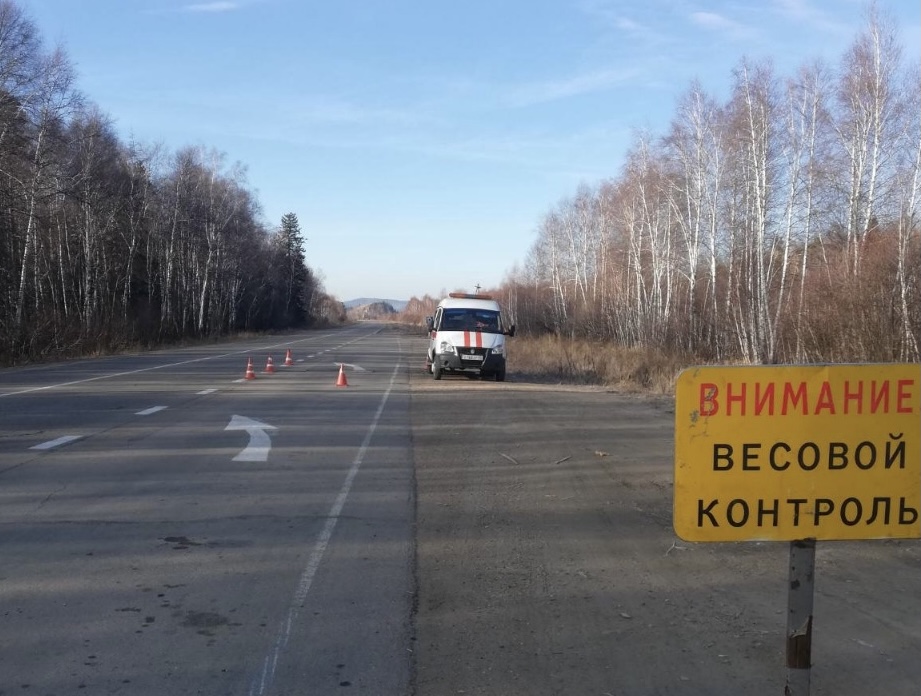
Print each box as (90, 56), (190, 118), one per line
(30, 436), (83, 451)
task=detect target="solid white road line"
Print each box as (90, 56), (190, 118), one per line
(248, 360), (402, 696)
(135, 406), (167, 416)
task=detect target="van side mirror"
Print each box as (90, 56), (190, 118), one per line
(506, 325), (516, 337)
(425, 316), (434, 333)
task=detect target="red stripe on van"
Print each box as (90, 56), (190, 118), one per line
(461, 331), (483, 348)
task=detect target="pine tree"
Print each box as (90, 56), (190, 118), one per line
(273, 212), (314, 327)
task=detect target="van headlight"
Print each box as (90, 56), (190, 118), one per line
(439, 342), (455, 354)
(490, 346), (505, 356)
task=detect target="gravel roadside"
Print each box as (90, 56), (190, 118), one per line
(408, 342), (921, 696)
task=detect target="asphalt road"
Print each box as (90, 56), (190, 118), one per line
(1, 325), (414, 695)
(2, 324), (920, 696)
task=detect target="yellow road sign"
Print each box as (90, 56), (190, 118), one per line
(674, 364), (921, 542)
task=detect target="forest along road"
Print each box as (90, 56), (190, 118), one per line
(0, 325), (414, 695)
(2, 324), (920, 696)
(408, 333), (921, 696)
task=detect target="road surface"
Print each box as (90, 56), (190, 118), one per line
(1, 326), (413, 694)
(1, 323), (919, 695)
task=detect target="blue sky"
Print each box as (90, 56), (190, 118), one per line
(26, 0), (921, 303)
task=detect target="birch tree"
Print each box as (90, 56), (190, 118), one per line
(833, 5), (905, 276)
(783, 61), (834, 361)
(13, 45), (80, 333)
(894, 69), (921, 360)
(664, 81), (726, 355)
(727, 58), (780, 364)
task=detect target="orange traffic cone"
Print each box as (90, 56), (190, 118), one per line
(336, 364), (349, 387)
(284, 349), (294, 367)
(264, 356), (276, 374)
(244, 357), (256, 380)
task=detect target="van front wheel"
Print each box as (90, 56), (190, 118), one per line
(432, 360), (442, 380)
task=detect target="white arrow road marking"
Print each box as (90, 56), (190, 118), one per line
(136, 406), (167, 416)
(333, 363), (367, 372)
(197, 388), (218, 395)
(30, 435), (83, 451)
(226, 415), (277, 462)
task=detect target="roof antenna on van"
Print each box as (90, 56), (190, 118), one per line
(474, 284), (481, 295)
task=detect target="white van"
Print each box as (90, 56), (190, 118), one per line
(425, 293), (515, 381)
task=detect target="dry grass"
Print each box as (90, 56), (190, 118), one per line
(509, 334), (689, 394)
(384, 321), (690, 394)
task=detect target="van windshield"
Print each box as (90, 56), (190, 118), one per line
(441, 308), (500, 333)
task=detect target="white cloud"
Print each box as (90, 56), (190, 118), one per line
(770, 0), (849, 34)
(504, 68), (639, 107)
(690, 11), (756, 41)
(577, 0), (669, 45)
(182, 2), (239, 12)
(291, 96), (424, 128)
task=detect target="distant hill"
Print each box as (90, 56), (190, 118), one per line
(347, 301), (399, 320)
(344, 297), (408, 312)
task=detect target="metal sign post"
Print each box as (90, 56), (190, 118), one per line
(785, 538), (816, 696)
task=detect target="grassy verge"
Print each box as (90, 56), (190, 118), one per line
(509, 334), (688, 394)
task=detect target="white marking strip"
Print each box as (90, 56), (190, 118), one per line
(136, 406), (167, 416)
(248, 360), (401, 696)
(30, 435), (83, 451)
(197, 389), (217, 395)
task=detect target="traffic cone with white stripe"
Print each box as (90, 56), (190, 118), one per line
(244, 358), (256, 380)
(284, 349), (294, 367)
(336, 364), (349, 387)
(264, 356), (276, 374)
